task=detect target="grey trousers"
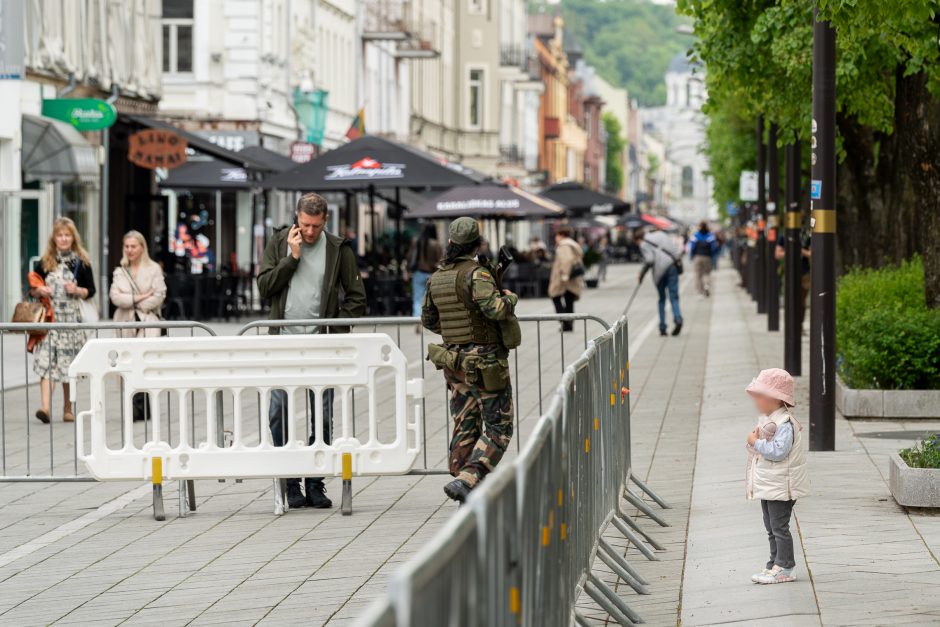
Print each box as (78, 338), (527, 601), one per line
(761, 499), (796, 569)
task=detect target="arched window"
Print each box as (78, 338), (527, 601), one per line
(682, 166), (694, 198)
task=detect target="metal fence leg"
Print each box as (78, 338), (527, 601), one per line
(178, 480), (188, 518)
(615, 510), (666, 552)
(611, 517), (659, 562)
(624, 489), (669, 528)
(574, 611), (593, 627)
(152, 457), (165, 521)
(585, 573), (641, 626)
(273, 478), (287, 515)
(187, 480), (197, 512)
(341, 452), (353, 516)
(597, 540), (649, 595)
(630, 474), (672, 509)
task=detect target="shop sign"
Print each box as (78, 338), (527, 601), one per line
(128, 129), (188, 170)
(42, 98), (117, 131)
(290, 141), (317, 163)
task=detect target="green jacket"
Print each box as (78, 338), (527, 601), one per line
(257, 226), (367, 334)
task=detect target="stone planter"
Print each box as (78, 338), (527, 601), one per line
(889, 453), (940, 508)
(836, 375), (940, 419)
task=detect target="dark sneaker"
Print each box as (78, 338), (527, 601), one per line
(286, 483), (306, 509)
(443, 479), (471, 503)
(659, 329), (668, 337)
(305, 482), (333, 509)
(35, 409), (50, 424)
(671, 322), (683, 336)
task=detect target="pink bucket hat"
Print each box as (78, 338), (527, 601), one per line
(745, 368), (795, 406)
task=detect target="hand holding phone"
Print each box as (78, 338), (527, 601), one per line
(288, 224), (303, 260)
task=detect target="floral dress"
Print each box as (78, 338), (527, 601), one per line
(32, 253), (88, 382)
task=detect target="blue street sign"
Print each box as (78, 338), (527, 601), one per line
(810, 179), (822, 200)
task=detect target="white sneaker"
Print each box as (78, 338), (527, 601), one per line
(752, 565), (796, 584)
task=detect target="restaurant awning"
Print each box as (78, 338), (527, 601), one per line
(120, 114), (275, 171)
(21, 114), (99, 184)
(159, 146), (296, 190)
(408, 183), (564, 219)
(261, 135), (480, 191)
(539, 182), (631, 216)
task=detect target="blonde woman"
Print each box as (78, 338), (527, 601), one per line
(110, 231), (167, 338)
(29, 218), (96, 423)
(110, 231), (167, 421)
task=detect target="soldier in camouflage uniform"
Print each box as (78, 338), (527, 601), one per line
(422, 217), (518, 503)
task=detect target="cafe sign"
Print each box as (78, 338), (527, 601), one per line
(42, 98), (117, 131)
(128, 129), (188, 170)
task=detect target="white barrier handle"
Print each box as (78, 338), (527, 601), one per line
(76, 410), (92, 462)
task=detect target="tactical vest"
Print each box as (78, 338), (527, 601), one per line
(428, 259), (502, 345)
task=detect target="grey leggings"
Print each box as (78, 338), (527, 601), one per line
(761, 499), (796, 569)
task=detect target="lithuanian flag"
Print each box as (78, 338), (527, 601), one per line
(345, 108), (366, 140)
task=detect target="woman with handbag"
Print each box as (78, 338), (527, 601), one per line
(29, 217), (96, 423)
(548, 227), (584, 332)
(110, 231), (167, 421)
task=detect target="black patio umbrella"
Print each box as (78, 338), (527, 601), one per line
(261, 135), (480, 272)
(407, 183), (564, 219)
(159, 160), (253, 190)
(260, 135), (477, 191)
(539, 182), (631, 216)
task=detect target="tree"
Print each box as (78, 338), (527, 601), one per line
(602, 112), (625, 195)
(677, 0), (940, 308)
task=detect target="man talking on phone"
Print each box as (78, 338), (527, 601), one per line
(257, 193), (367, 509)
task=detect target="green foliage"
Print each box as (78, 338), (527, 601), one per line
(647, 153), (660, 176)
(602, 112), (625, 194)
(703, 98), (755, 207)
(559, 0), (692, 106)
(900, 434), (940, 469)
(836, 258), (940, 390)
(582, 246), (602, 269)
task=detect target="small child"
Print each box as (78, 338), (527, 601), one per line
(744, 368), (809, 585)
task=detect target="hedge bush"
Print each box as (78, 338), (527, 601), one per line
(836, 258), (940, 390)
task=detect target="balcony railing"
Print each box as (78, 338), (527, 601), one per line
(499, 144), (525, 166)
(362, 0), (411, 41)
(499, 45), (529, 70)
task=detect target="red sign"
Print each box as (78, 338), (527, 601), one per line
(325, 156), (405, 181)
(290, 141), (317, 163)
(127, 129), (188, 170)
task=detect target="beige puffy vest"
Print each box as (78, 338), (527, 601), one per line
(746, 407), (809, 501)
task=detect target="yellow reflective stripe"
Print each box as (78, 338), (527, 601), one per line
(342, 452), (352, 481)
(812, 209), (836, 233)
(510, 587), (521, 614)
(151, 457), (162, 485)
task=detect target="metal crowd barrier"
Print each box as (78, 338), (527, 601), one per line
(0, 321), (215, 483)
(357, 315), (671, 626)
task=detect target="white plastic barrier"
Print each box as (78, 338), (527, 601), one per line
(69, 333), (424, 486)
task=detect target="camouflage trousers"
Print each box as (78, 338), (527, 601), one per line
(443, 367), (514, 488)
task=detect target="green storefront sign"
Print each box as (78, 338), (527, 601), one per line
(41, 98), (117, 131)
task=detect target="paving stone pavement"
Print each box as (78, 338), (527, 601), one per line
(3, 262), (940, 626)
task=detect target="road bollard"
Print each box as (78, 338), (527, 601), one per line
(341, 452), (353, 516)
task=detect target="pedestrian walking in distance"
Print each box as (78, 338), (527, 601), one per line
(548, 226), (584, 332)
(422, 217), (519, 503)
(688, 221), (718, 297)
(408, 223), (443, 317)
(29, 217), (97, 424)
(636, 228), (684, 336)
(744, 368), (809, 584)
(110, 230), (167, 421)
(257, 192), (366, 509)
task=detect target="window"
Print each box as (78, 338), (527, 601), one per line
(681, 166), (694, 198)
(162, 0), (193, 73)
(468, 68), (484, 128)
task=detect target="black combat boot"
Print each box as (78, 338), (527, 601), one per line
(443, 479), (471, 503)
(286, 483), (306, 509)
(305, 480), (333, 509)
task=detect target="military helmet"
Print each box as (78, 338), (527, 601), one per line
(448, 217), (481, 245)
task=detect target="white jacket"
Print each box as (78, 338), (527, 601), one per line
(745, 407), (809, 501)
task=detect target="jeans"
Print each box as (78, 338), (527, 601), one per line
(269, 388), (334, 488)
(655, 265), (683, 333)
(761, 499), (796, 569)
(553, 290), (576, 331)
(412, 270), (431, 317)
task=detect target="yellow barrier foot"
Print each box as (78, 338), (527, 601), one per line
(341, 452), (353, 516)
(151, 457), (165, 521)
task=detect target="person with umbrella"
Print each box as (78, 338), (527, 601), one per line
(421, 218), (519, 503)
